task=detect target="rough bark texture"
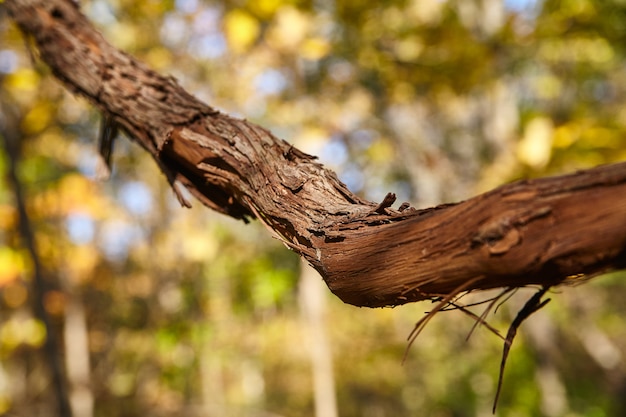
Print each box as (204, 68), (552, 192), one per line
(6, 0), (626, 308)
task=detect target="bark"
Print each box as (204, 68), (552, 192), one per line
(6, 0), (626, 308)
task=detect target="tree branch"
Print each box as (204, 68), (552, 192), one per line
(6, 0), (626, 308)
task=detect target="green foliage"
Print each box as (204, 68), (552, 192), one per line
(1, 0), (626, 416)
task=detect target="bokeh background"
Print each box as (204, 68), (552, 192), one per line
(1, 0), (626, 416)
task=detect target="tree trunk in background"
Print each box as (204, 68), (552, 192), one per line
(299, 261), (339, 417)
(1, 90), (73, 417)
(63, 294), (94, 417)
(201, 267), (230, 416)
(5, 0), (626, 309)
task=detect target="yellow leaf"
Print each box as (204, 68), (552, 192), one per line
(109, 22), (139, 50)
(394, 37), (423, 62)
(267, 7), (309, 51)
(553, 124), (577, 149)
(145, 47), (173, 70)
(517, 117), (554, 168)
(366, 139), (394, 163)
(23, 318), (46, 347)
(248, 0), (282, 18)
(2, 282), (27, 309)
(21, 101), (53, 134)
(0, 204), (17, 230)
(294, 127), (328, 155)
(301, 38), (331, 60)
(0, 317), (45, 349)
(67, 245), (99, 283)
(224, 9), (260, 53)
(182, 233), (219, 262)
(0, 247), (23, 286)
(56, 173), (112, 217)
(4, 68), (39, 92)
(0, 396), (10, 415)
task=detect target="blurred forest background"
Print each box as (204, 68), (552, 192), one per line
(1, 0), (626, 416)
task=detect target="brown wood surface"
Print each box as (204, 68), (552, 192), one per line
(6, 0), (626, 308)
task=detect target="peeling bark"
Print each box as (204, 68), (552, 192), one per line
(6, 0), (626, 308)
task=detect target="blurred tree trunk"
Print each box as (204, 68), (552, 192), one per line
(5, 0), (626, 308)
(63, 293), (94, 417)
(299, 261), (338, 417)
(0, 92), (73, 417)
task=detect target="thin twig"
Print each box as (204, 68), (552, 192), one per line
(403, 277), (481, 362)
(446, 302), (505, 342)
(492, 287), (551, 413)
(464, 288), (515, 341)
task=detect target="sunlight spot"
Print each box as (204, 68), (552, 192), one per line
(175, 0), (199, 14)
(505, 0), (539, 12)
(161, 15), (188, 47)
(189, 33), (227, 59)
(320, 139), (348, 167)
(0, 50), (18, 74)
(87, 0), (116, 25)
(119, 181), (153, 216)
(66, 213), (95, 245)
(254, 69), (288, 96)
(99, 220), (143, 262)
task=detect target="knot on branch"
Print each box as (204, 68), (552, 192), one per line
(472, 206), (553, 255)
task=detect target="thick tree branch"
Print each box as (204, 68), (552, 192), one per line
(6, 0), (626, 308)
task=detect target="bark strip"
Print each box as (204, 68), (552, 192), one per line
(6, 0), (626, 308)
